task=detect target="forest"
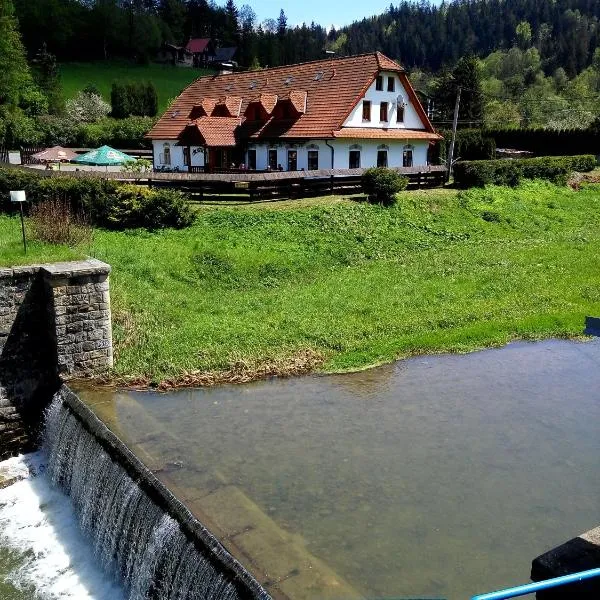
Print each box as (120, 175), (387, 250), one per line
(1, 0), (599, 149)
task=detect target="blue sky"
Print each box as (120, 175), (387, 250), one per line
(234, 0), (397, 29)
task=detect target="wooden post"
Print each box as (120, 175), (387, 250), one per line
(446, 86), (461, 182)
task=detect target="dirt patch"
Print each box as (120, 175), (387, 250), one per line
(94, 349), (325, 390)
(568, 171), (600, 189)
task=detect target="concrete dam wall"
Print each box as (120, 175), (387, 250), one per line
(0, 260), (112, 460)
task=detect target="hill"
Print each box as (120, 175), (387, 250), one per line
(60, 62), (214, 114)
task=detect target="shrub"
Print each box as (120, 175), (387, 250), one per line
(0, 166), (194, 230)
(65, 91), (111, 123)
(362, 168), (409, 205)
(453, 155), (596, 188)
(143, 189), (195, 230)
(29, 198), (92, 246)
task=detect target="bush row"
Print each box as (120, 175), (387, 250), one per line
(0, 114), (154, 149)
(0, 167), (194, 230)
(453, 155), (597, 188)
(483, 127), (600, 157)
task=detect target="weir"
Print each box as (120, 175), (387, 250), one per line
(44, 386), (271, 600)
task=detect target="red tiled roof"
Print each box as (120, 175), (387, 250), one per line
(287, 90), (307, 114)
(186, 38), (210, 54)
(180, 117), (240, 147)
(147, 53), (437, 142)
(333, 128), (442, 140)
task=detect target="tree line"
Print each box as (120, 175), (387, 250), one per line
(11, 0), (600, 76)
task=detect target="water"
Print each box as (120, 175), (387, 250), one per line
(0, 452), (125, 599)
(79, 339), (600, 600)
(42, 398), (247, 600)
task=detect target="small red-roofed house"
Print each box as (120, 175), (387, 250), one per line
(147, 52), (441, 172)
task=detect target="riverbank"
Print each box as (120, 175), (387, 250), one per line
(2, 180), (600, 386)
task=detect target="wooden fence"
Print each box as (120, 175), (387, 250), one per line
(147, 167), (447, 200)
(11, 165), (448, 201)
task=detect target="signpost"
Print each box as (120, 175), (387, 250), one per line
(10, 190), (27, 254)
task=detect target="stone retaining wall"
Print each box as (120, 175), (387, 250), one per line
(0, 259), (112, 459)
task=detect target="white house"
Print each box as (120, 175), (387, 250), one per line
(146, 52), (441, 172)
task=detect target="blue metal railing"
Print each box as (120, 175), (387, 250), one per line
(471, 567), (600, 600)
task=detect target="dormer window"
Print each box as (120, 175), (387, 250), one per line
(362, 100), (371, 121)
(380, 102), (388, 122)
(376, 75), (383, 91)
(387, 77), (395, 92)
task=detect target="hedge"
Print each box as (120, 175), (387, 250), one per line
(483, 127), (600, 157)
(453, 155), (596, 188)
(0, 166), (194, 230)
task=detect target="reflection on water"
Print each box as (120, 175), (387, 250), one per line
(78, 339), (600, 600)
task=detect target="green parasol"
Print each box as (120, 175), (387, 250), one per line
(73, 145), (136, 166)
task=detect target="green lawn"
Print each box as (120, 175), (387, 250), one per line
(0, 218), (82, 267)
(59, 61), (214, 113)
(2, 181), (600, 384)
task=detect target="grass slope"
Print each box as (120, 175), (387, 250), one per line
(60, 62), (214, 113)
(2, 181), (600, 383)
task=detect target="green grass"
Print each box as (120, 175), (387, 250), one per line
(59, 61), (214, 113)
(2, 181), (600, 381)
(0, 218), (82, 267)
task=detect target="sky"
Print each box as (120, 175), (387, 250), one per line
(234, 0), (398, 30)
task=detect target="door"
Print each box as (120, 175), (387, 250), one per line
(287, 150), (297, 171)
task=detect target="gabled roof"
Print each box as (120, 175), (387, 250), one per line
(180, 117), (240, 147)
(186, 38), (211, 54)
(147, 52), (437, 142)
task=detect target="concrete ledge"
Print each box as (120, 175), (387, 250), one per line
(58, 385), (271, 600)
(531, 526), (600, 599)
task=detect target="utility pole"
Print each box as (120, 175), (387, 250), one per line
(446, 86), (461, 182)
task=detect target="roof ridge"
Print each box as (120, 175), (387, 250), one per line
(191, 52), (394, 83)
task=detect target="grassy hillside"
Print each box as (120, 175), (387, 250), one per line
(59, 62), (215, 113)
(3, 182), (600, 385)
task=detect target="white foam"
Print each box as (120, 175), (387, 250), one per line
(0, 452), (125, 600)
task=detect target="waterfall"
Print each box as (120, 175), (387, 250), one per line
(43, 392), (267, 600)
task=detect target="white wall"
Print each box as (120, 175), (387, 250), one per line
(152, 140), (204, 171)
(247, 139), (429, 170)
(342, 72), (424, 130)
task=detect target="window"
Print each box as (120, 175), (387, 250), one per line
(349, 150), (361, 169)
(397, 104), (405, 123)
(403, 148), (413, 167)
(183, 147), (190, 166)
(162, 146), (171, 165)
(377, 150), (388, 168)
(380, 102), (388, 122)
(287, 150), (297, 171)
(362, 100), (371, 121)
(307, 150), (318, 170)
(387, 77), (395, 92)
(376, 75), (383, 91)
(268, 149), (278, 170)
(247, 149), (256, 170)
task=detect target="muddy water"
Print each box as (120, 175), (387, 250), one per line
(78, 339), (600, 600)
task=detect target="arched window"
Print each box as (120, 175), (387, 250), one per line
(349, 144), (361, 169)
(377, 144), (389, 168)
(403, 144), (414, 168)
(162, 143), (171, 165)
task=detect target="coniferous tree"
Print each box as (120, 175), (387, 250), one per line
(33, 43), (64, 114)
(0, 0), (34, 107)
